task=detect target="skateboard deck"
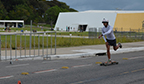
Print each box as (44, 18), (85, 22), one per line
(100, 61), (118, 66)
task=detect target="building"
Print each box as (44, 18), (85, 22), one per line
(0, 20), (24, 28)
(54, 10), (144, 32)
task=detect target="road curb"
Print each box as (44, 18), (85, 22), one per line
(3, 47), (143, 61)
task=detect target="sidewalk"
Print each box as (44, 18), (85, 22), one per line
(50, 41), (144, 59)
(1, 41), (144, 60)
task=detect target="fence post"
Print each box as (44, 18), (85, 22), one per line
(129, 28), (131, 38)
(55, 32), (56, 55)
(15, 34), (17, 59)
(0, 35), (1, 61)
(10, 35), (12, 60)
(143, 29), (144, 40)
(42, 33), (44, 57)
(30, 20), (32, 57)
(38, 34), (40, 56)
(51, 33), (52, 55)
(95, 28), (97, 39)
(121, 27), (123, 37)
(47, 33), (48, 58)
(29, 33), (31, 57)
(5, 35), (7, 60)
(34, 33), (35, 57)
(25, 33), (26, 57)
(20, 34), (22, 58)
(135, 28), (137, 40)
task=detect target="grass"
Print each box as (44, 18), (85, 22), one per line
(0, 25), (52, 32)
(0, 35), (143, 50)
(56, 36), (143, 47)
(55, 32), (103, 37)
(9, 27), (50, 32)
(1, 35), (55, 49)
(0, 28), (44, 32)
(53, 31), (144, 37)
(38, 24), (55, 28)
(56, 32), (89, 36)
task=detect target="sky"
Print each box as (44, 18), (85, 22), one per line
(58, 0), (144, 11)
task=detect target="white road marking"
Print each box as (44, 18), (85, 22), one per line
(34, 69), (57, 74)
(0, 75), (14, 80)
(129, 56), (144, 60)
(42, 61), (59, 64)
(72, 64), (92, 68)
(6, 64), (29, 68)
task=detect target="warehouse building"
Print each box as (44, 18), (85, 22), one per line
(0, 20), (24, 28)
(54, 10), (144, 32)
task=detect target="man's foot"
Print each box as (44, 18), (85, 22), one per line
(104, 61), (111, 64)
(118, 42), (122, 48)
(105, 60), (117, 64)
(108, 59), (112, 62)
(105, 59), (112, 64)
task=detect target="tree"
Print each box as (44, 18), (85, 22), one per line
(9, 5), (30, 21)
(45, 5), (61, 28)
(0, 0), (78, 25)
(0, 1), (7, 19)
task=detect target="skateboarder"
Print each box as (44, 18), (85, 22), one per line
(98, 18), (122, 63)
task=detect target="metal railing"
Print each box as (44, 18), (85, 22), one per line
(89, 28), (144, 40)
(0, 31), (56, 61)
(89, 28), (97, 39)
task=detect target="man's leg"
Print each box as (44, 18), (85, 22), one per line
(113, 45), (119, 51)
(106, 42), (111, 60)
(113, 43), (122, 51)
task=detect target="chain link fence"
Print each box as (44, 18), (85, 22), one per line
(89, 28), (144, 40)
(88, 28), (97, 39)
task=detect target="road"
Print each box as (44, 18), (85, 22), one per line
(0, 51), (144, 84)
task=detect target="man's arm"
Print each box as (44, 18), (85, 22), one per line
(98, 29), (107, 42)
(98, 34), (107, 42)
(102, 36), (107, 42)
(98, 28), (104, 39)
(102, 26), (113, 36)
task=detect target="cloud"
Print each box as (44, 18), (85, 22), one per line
(58, 0), (144, 11)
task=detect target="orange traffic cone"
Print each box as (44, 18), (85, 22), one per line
(18, 81), (21, 84)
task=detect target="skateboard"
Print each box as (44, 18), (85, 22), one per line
(100, 61), (118, 66)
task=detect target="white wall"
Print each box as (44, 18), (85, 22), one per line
(54, 11), (117, 31)
(0, 20), (24, 28)
(0, 23), (5, 28)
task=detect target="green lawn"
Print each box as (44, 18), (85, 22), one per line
(56, 32), (89, 36)
(0, 35), (142, 49)
(0, 25), (52, 32)
(10, 27), (50, 31)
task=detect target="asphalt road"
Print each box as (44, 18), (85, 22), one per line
(0, 51), (144, 84)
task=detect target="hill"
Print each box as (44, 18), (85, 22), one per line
(0, 0), (77, 27)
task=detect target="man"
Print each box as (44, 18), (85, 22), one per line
(98, 18), (122, 63)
